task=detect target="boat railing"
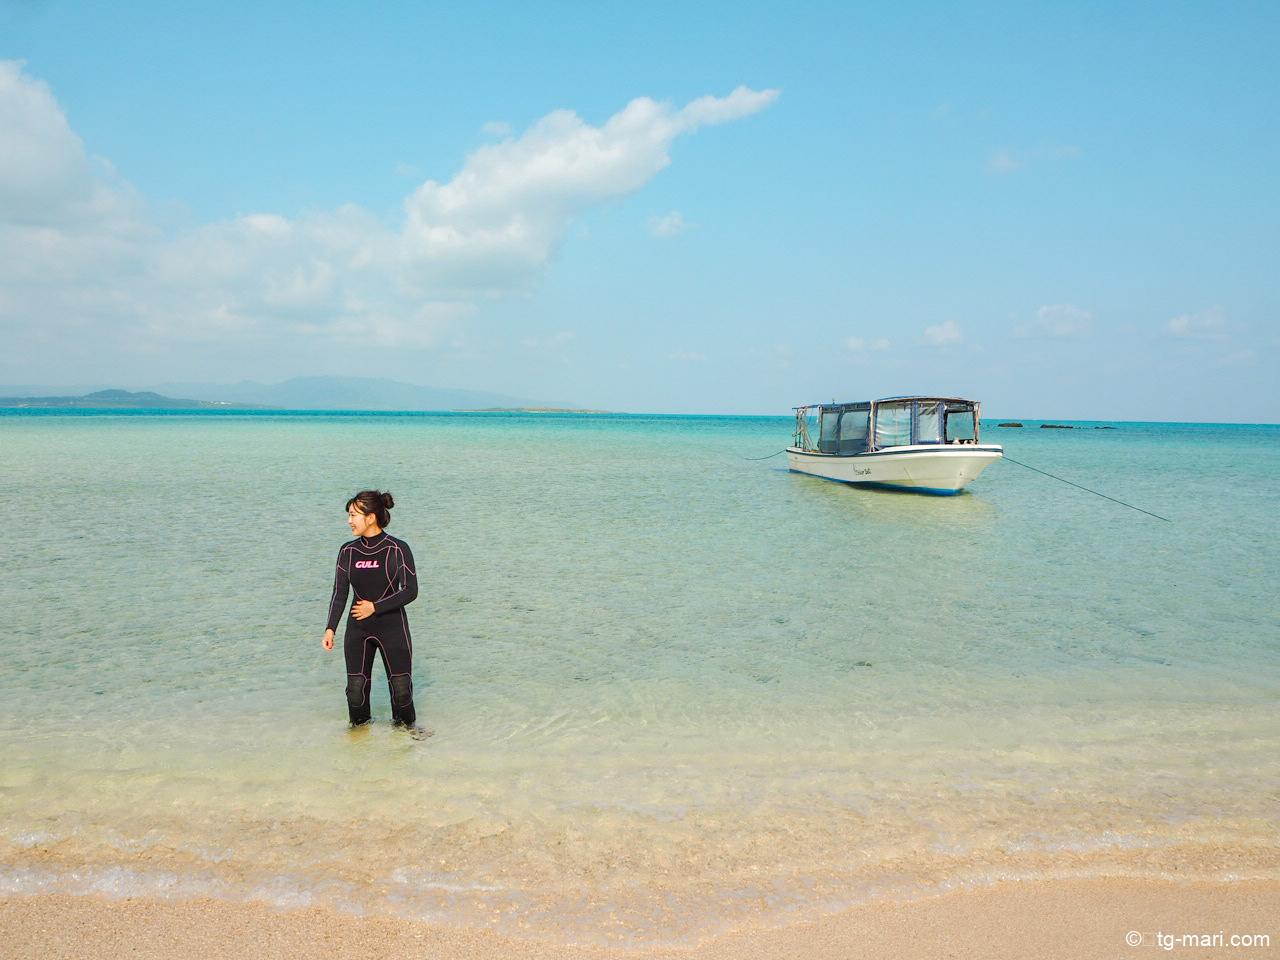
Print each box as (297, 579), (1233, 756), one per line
(792, 407), (815, 450)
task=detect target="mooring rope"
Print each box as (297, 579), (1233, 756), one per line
(747, 447), (1170, 522)
(1002, 454), (1172, 522)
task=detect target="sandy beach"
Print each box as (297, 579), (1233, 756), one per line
(3, 879), (1277, 960)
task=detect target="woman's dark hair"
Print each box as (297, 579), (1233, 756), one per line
(346, 489), (395, 528)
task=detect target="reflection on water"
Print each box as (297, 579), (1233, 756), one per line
(0, 412), (1277, 943)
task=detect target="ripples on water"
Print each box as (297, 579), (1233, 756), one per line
(1, 412), (1277, 943)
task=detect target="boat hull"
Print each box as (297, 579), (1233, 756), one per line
(786, 445), (1003, 495)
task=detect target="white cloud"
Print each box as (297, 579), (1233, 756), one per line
(669, 350), (705, 362)
(986, 149), (1022, 175)
(1017, 303), (1093, 338)
(0, 60), (140, 229)
(920, 320), (961, 346)
(845, 336), (890, 352)
(1167, 307), (1226, 339)
(521, 330), (577, 351)
(985, 143), (1080, 176)
(648, 211), (686, 237)
(482, 120), (512, 138)
(678, 86), (779, 127)
(0, 60), (778, 369)
(401, 86), (778, 288)
(1217, 348), (1255, 366)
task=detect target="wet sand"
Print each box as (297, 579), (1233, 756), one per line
(3, 878), (1277, 960)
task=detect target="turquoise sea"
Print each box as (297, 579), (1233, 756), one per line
(1, 411), (1277, 945)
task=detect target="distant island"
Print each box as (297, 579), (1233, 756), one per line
(0, 391), (614, 414)
(998, 421), (1117, 430)
(0, 389), (264, 410)
(467, 407), (612, 414)
(0, 376), (584, 412)
(146, 375), (575, 411)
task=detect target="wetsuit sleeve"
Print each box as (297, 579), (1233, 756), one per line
(373, 540), (418, 615)
(325, 545), (351, 632)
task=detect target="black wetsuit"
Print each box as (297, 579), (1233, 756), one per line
(326, 532), (419, 725)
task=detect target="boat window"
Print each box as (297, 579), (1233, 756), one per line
(945, 406), (976, 442)
(837, 407), (869, 454)
(819, 409), (840, 453)
(915, 401), (942, 444)
(874, 401), (912, 448)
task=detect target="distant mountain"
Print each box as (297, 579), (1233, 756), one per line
(147, 376), (572, 411)
(0, 377), (581, 411)
(0, 389), (261, 409)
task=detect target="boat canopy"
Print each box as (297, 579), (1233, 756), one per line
(792, 397), (982, 454)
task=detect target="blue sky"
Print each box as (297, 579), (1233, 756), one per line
(1, 1), (1276, 419)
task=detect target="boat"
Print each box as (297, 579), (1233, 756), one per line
(786, 396), (1003, 495)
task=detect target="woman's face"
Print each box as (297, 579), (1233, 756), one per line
(347, 505), (378, 537)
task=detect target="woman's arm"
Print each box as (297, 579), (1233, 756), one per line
(372, 540), (418, 614)
(325, 545), (352, 632)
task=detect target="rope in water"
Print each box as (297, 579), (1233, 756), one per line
(1002, 454), (1172, 522)
(745, 447), (1170, 522)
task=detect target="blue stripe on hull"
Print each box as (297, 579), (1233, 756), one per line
(788, 469), (965, 496)
(852, 480), (963, 496)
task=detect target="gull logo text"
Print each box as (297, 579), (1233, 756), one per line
(354, 561), (380, 569)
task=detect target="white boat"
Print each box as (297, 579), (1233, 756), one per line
(787, 397), (1003, 495)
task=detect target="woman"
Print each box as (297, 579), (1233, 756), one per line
(323, 490), (429, 738)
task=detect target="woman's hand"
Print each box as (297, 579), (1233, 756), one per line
(351, 599), (376, 621)
(323, 628), (335, 651)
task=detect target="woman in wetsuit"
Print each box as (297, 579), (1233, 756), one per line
(322, 490), (429, 738)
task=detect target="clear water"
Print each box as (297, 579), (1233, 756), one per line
(1, 411), (1277, 945)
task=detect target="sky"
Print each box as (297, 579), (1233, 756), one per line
(1, 1), (1276, 419)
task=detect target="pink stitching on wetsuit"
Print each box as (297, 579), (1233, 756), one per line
(326, 544), (355, 630)
(395, 542), (416, 576)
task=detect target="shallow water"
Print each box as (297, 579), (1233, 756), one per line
(1, 411), (1277, 943)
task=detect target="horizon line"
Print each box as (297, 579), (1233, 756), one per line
(1, 406), (1276, 427)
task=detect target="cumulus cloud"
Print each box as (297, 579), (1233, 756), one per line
(0, 61), (140, 229)
(648, 211), (686, 237)
(1016, 303), (1093, 338)
(1167, 307), (1226, 339)
(920, 319), (961, 346)
(845, 336), (890, 352)
(0, 60), (778, 369)
(400, 86), (777, 289)
(679, 86), (779, 126)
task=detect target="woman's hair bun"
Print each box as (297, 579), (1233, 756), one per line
(345, 489), (394, 528)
